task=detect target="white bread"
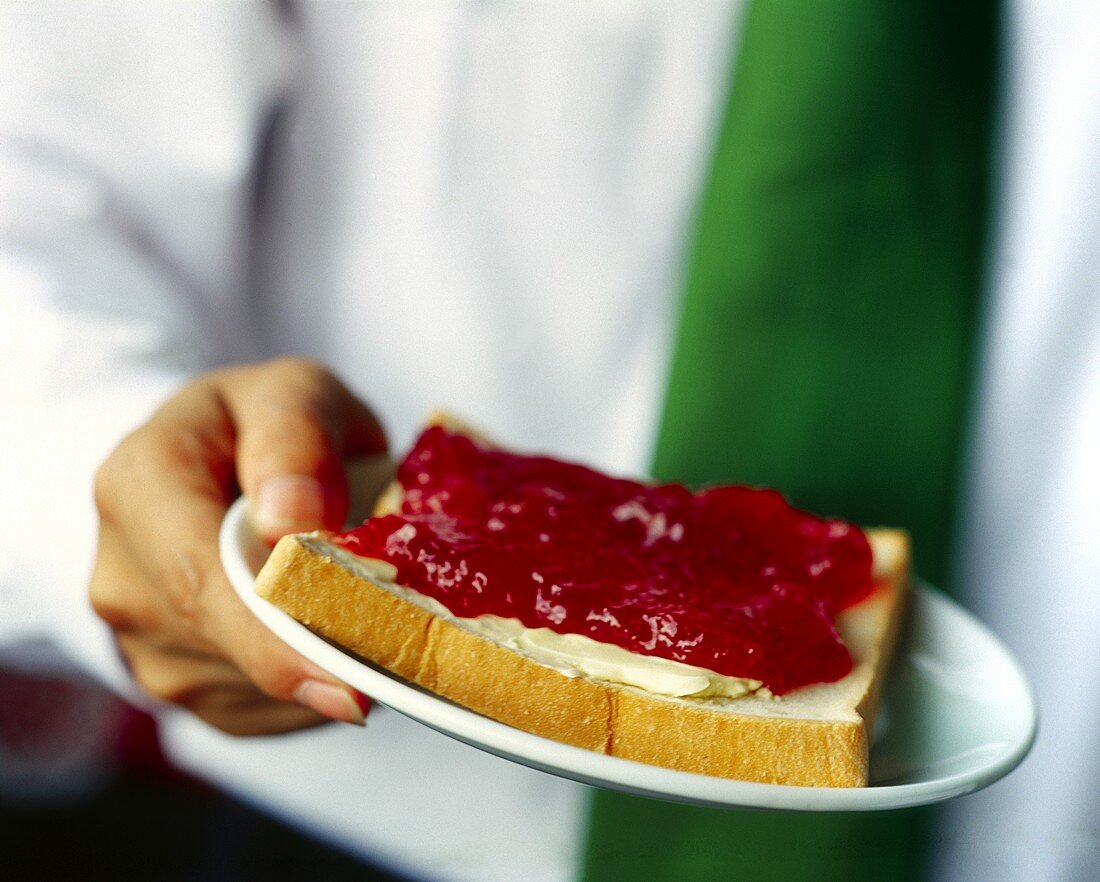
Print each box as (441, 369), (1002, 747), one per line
(254, 433), (909, 788)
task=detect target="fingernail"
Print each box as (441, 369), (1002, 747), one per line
(294, 680), (366, 726)
(254, 475), (326, 537)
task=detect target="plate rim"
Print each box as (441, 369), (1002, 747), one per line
(219, 496), (1037, 812)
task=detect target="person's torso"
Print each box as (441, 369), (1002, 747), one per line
(250, 2), (739, 475)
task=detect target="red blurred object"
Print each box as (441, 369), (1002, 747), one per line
(0, 665), (199, 803)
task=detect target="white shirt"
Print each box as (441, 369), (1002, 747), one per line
(1, 3), (1097, 881)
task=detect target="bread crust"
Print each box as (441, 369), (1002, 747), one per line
(255, 528), (908, 787)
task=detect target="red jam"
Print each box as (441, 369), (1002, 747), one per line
(334, 426), (874, 694)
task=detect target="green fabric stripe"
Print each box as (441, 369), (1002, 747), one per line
(583, 1), (997, 880)
(651, 2), (995, 589)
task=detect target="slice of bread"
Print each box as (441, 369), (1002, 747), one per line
(254, 429), (909, 788)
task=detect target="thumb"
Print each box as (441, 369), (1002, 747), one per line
(221, 358), (386, 543)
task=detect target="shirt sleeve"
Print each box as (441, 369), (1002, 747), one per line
(0, 2), (295, 691)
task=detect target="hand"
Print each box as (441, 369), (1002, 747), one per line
(90, 357), (386, 735)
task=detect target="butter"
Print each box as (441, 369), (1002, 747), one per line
(511, 625), (763, 698)
(456, 613), (763, 698)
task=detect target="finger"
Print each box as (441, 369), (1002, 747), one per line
(152, 490), (367, 725)
(99, 401), (369, 726)
(222, 358), (386, 542)
(93, 525), (346, 732)
(118, 635), (335, 736)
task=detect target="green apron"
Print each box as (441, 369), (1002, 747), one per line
(583, 1), (997, 879)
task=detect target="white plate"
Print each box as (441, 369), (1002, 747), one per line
(220, 495), (1036, 811)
